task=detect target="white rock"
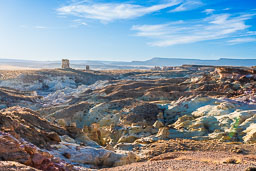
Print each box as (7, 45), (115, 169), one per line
(153, 120), (164, 128)
(243, 123), (256, 143)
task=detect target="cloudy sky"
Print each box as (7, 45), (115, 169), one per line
(0, 0), (256, 61)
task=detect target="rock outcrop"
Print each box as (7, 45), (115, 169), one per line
(0, 107), (67, 148)
(0, 66), (256, 170)
(216, 67), (256, 80)
(0, 132), (74, 171)
(0, 107), (137, 170)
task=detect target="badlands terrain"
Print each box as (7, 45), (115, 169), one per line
(0, 65), (255, 170)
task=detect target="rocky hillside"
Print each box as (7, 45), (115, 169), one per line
(0, 66), (255, 170)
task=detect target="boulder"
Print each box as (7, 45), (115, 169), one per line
(32, 154), (45, 166)
(118, 135), (138, 143)
(60, 135), (76, 144)
(128, 126), (144, 134)
(153, 120), (164, 128)
(0, 133), (31, 165)
(63, 152), (71, 159)
(50, 142), (136, 167)
(113, 152), (138, 167)
(156, 127), (170, 139)
(243, 124), (256, 143)
(46, 132), (61, 143)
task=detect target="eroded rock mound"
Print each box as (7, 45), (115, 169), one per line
(0, 107), (67, 148)
(122, 103), (159, 125)
(0, 132), (74, 171)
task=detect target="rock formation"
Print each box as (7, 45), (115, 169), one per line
(86, 65), (90, 71)
(62, 59), (70, 69)
(0, 66), (255, 170)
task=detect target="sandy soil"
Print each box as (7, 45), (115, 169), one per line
(0, 65), (39, 71)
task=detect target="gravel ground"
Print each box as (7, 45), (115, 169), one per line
(102, 151), (256, 171)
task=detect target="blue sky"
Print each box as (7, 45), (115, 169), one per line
(0, 0), (256, 61)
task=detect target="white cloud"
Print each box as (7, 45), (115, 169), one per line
(223, 8), (230, 11)
(57, 0), (182, 23)
(131, 21), (184, 38)
(203, 9), (215, 15)
(69, 0), (91, 4)
(20, 25), (28, 29)
(72, 19), (88, 27)
(34, 26), (48, 29)
(247, 31), (256, 35)
(170, 0), (203, 12)
(209, 14), (230, 24)
(228, 37), (256, 45)
(132, 13), (255, 46)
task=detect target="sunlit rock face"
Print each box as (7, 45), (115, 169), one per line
(166, 96), (256, 142)
(215, 67), (256, 80)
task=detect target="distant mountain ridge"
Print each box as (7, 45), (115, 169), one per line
(126, 58), (256, 67)
(0, 57), (255, 69)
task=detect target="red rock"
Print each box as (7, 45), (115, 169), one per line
(0, 107), (67, 148)
(25, 145), (37, 155)
(0, 134), (31, 165)
(32, 153), (45, 166)
(46, 132), (61, 143)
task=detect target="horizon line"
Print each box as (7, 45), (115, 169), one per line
(0, 57), (256, 63)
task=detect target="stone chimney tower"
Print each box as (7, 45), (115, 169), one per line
(86, 65), (90, 71)
(62, 59), (70, 69)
